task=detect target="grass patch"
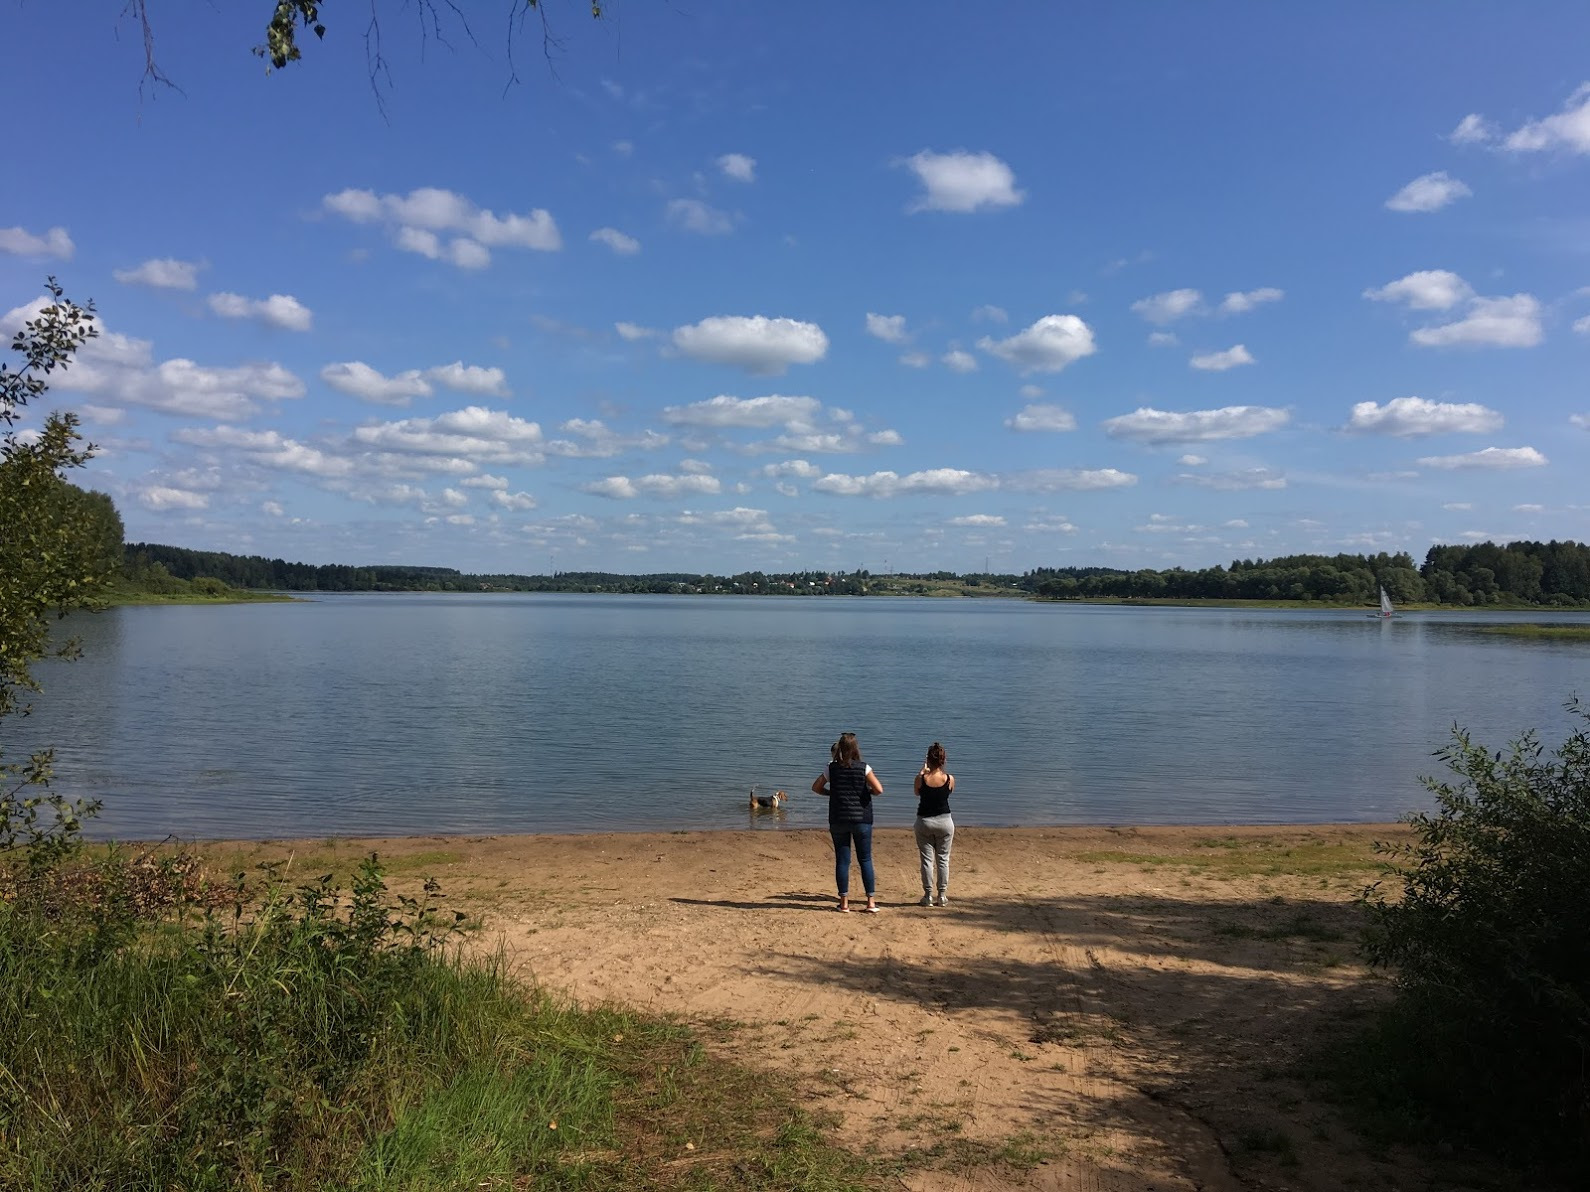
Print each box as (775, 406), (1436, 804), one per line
(1074, 836), (1382, 878)
(0, 853), (881, 1191)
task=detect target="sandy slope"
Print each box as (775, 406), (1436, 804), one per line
(216, 824), (1512, 1191)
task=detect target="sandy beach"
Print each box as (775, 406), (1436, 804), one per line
(203, 822), (1485, 1192)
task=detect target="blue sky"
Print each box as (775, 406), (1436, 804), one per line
(3, 2), (1588, 575)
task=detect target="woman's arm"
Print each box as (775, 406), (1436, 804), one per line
(866, 771), (884, 795)
(812, 771), (829, 795)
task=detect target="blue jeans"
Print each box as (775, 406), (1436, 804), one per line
(829, 822), (875, 897)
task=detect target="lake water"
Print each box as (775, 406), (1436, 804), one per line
(16, 594), (1590, 839)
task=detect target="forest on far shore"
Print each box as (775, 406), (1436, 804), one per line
(120, 539), (1590, 607)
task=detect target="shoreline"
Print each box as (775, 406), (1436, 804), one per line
(109, 819), (1412, 848)
(176, 821), (1454, 1191)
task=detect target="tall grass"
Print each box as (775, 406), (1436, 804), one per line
(0, 854), (874, 1190)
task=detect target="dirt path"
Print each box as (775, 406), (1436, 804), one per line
(215, 824), (1502, 1191)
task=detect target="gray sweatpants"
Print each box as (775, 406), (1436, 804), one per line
(914, 814), (955, 894)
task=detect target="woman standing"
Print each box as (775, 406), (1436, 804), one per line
(914, 742), (955, 907)
(812, 731), (883, 912)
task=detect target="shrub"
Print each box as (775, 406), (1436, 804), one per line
(1363, 698), (1590, 1162)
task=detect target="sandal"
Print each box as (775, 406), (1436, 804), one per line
(836, 902), (851, 913)
(863, 904), (880, 914)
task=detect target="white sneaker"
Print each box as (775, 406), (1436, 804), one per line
(917, 893), (933, 907)
(934, 892), (949, 907)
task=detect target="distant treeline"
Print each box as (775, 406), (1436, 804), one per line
(1028, 541), (1590, 606)
(123, 540), (1590, 606)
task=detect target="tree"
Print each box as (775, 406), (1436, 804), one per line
(0, 281), (118, 864)
(125, 1), (607, 104)
(1363, 701), (1590, 1161)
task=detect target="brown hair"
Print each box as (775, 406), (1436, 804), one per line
(835, 732), (862, 766)
(926, 742), (946, 769)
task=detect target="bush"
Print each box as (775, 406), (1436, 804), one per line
(1363, 698), (1590, 1163)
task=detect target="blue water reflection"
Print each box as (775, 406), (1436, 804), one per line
(17, 595), (1590, 839)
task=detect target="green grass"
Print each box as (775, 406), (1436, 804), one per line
(100, 582), (294, 606)
(1073, 836), (1383, 878)
(0, 854), (881, 1191)
(1476, 623), (1590, 641)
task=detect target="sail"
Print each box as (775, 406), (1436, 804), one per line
(1379, 586), (1394, 617)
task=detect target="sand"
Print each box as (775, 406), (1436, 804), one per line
(212, 823), (1508, 1192)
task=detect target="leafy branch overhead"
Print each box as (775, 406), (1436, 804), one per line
(257, 1), (603, 70)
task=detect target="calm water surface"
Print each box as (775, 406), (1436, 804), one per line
(18, 594), (1590, 838)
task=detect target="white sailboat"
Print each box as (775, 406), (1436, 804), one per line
(1370, 585), (1394, 619)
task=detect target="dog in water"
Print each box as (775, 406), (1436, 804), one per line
(748, 788), (788, 810)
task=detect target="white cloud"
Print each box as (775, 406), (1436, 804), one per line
(1514, 503), (1544, 513)
(1132, 289), (1204, 324)
(114, 258), (202, 290)
(1572, 414), (1590, 430)
(899, 150), (1024, 213)
(49, 325), (305, 421)
(899, 351), (931, 368)
(136, 484), (209, 511)
(865, 313), (909, 344)
(615, 321), (659, 341)
(1147, 331), (1179, 348)
(395, 226), (490, 269)
(1018, 383), (1044, 399)
(1217, 287), (1284, 315)
(1410, 294), (1543, 349)
(1024, 516), (1078, 533)
(424, 362), (510, 397)
(544, 419), (668, 459)
(584, 473), (722, 499)
(978, 314), (1097, 374)
(671, 316), (828, 374)
(1006, 403), (1077, 432)
(1443, 502), (1473, 511)
(261, 500), (285, 517)
(971, 304), (1009, 324)
(942, 349), (978, 373)
(1174, 467), (1287, 491)
(1189, 344), (1254, 371)
(1009, 468), (1137, 492)
(948, 514), (1005, 527)
(1574, 315), (1590, 336)
(1416, 446), (1547, 470)
(662, 394), (820, 429)
(813, 467), (998, 497)
(322, 186), (561, 267)
(1364, 270), (1473, 311)
(1385, 171), (1472, 213)
(717, 153), (756, 182)
(491, 490), (538, 512)
(1449, 114), (1496, 145)
(1103, 405), (1290, 443)
(325, 187), (560, 247)
(666, 198), (734, 235)
(321, 362), (431, 405)
(1345, 396), (1502, 437)
(208, 292), (313, 332)
(320, 360), (509, 405)
(1500, 83), (1590, 154)
(589, 227), (640, 255)
(611, 138), (633, 155)
(762, 459), (823, 481)
(0, 225), (73, 259)
(171, 425), (355, 478)
(352, 406), (543, 462)
(868, 429), (903, 446)
(677, 458), (713, 474)
(461, 473), (508, 490)
(1178, 454), (1206, 466)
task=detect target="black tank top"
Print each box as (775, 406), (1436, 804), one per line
(916, 775), (952, 818)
